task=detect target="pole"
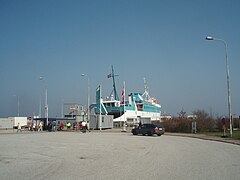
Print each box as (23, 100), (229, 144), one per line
(215, 39), (232, 137)
(39, 96), (42, 118)
(81, 74), (90, 123)
(61, 99), (64, 118)
(223, 40), (233, 137)
(111, 65), (119, 100)
(45, 88), (48, 126)
(99, 85), (102, 131)
(87, 76), (90, 122)
(122, 81), (126, 132)
(39, 76), (49, 126)
(206, 37), (233, 137)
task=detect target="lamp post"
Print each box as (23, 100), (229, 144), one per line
(205, 36), (233, 137)
(81, 74), (90, 122)
(61, 99), (64, 118)
(39, 96), (41, 118)
(39, 76), (48, 126)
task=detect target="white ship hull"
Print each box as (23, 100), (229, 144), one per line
(113, 109), (161, 123)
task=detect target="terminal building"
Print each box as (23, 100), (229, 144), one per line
(63, 103), (85, 122)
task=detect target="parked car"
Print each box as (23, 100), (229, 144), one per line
(131, 123), (165, 136)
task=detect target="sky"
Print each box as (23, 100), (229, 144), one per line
(0, 0), (240, 118)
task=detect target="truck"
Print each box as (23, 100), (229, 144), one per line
(9, 117), (28, 129)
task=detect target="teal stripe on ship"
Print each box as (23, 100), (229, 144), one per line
(142, 103), (161, 113)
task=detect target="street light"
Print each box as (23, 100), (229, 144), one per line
(81, 74), (90, 122)
(205, 36), (233, 137)
(39, 76), (48, 126)
(17, 95), (19, 117)
(205, 36), (214, 41)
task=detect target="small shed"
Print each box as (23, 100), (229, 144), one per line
(89, 115), (113, 130)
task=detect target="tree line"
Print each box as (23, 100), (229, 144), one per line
(156, 110), (240, 133)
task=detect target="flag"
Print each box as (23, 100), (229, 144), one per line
(121, 82), (125, 104)
(96, 85), (101, 104)
(107, 73), (112, 78)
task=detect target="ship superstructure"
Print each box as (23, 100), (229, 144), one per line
(92, 66), (161, 127)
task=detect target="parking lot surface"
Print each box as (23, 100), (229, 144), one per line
(0, 131), (240, 180)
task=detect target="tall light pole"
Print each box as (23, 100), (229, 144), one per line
(61, 99), (64, 118)
(81, 74), (90, 122)
(206, 36), (233, 137)
(39, 76), (48, 126)
(39, 96), (42, 118)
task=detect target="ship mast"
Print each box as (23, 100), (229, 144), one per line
(142, 77), (151, 101)
(109, 65), (119, 101)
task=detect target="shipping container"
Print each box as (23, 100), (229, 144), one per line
(89, 115), (113, 129)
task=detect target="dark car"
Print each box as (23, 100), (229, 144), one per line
(131, 123), (165, 136)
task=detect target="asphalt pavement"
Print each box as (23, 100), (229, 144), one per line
(0, 130), (240, 180)
(1, 129), (240, 180)
(1, 128), (240, 145)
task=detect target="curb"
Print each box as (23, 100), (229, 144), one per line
(165, 133), (240, 146)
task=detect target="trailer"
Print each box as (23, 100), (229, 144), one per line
(0, 118), (14, 129)
(9, 117), (28, 129)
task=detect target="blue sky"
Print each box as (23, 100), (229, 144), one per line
(0, 0), (240, 117)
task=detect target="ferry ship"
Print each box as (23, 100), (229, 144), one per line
(92, 66), (161, 127)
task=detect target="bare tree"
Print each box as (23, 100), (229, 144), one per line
(193, 110), (215, 132)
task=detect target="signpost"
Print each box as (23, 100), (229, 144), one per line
(222, 118), (226, 137)
(192, 121), (196, 134)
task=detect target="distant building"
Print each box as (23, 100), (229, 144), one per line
(161, 115), (172, 120)
(187, 115), (197, 120)
(63, 103), (85, 122)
